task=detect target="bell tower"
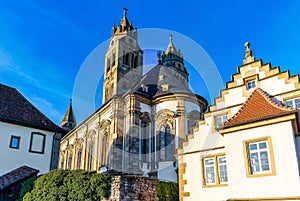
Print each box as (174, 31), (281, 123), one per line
(102, 8), (143, 104)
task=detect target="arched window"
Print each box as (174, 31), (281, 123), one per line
(76, 149), (82, 169)
(101, 135), (107, 166)
(106, 58), (111, 72)
(67, 151), (73, 169)
(87, 142), (94, 170)
(60, 155), (65, 169)
(112, 53), (116, 66)
(159, 125), (173, 160)
(133, 55), (138, 68)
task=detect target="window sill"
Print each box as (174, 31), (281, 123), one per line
(202, 183), (228, 188)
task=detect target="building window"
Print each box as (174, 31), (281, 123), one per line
(246, 80), (256, 90)
(9, 135), (21, 149)
(161, 84), (169, 92)
(77, 149), (82, 169)
(202, 154), (228, 187)
(285, 98), (300, 110)
(141, 84), (148, 92)
(158, 125), (173, 161)
(67, 151), (73, 170)
(87, 142), (94, 170)
(60, 155), (65, 169)
(29, 132), (46, 154)
(218, 156), (228, 183)
(159, 75), (164, 81)
(243, 136), (276, 177)
(215, 114), (228, 128)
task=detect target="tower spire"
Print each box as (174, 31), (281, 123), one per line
(60, 98), (77, 131)
(123, 7), (127, 17)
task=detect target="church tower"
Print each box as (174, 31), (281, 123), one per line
(60, 99), (76, 131)
(102, 8), (143, 103)
(159, 34), (189, 87)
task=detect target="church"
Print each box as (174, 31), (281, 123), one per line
(59, 8), (207, 182)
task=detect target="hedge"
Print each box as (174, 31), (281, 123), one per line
(20, 169), (112, 201)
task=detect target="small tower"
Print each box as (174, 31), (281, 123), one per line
(61, 99), (76, 131)
(159, 34), (189, 86)
(102, 7), (143, 103)
(243, 42), (255, 64)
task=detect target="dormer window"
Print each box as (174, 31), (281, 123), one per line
(285, 98), (300, 109)
(246, 80), (256, 90)
(161, 84), (169, 92)
(159, 75), (164, 81)
(141, 84), (148, 92)
(215, 114), (228, 129)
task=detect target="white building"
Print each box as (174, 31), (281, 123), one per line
(178, 42), (300, 200)
(0, 84), (66, 175)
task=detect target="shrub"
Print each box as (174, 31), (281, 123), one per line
(157, 181), (179, 201)
(22, 169), (112, 201)
(17, 176), (38, 201)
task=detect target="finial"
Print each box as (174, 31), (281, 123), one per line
(245, 42), (250, 50)
(123, 7), (127, 17)
(243, 41), (255, 64)
(70, 98), (72, 106)
(169, 34), (173, 42)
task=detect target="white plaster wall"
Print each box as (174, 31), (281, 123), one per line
(260, 77), (295, 95)
(156, 100), (177, 114)
(224, 121), (300, 198)
(0, 122), (54, 175)
(184, 101), (201, 113)
(295, 136), (300, 175)
(183, 151), (229, 201)
(183, 120), (225, 153)
(224, 87), (244, 107)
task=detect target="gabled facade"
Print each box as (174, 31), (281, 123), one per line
(59, 9), (207, 182)
(178, 42), (300, 200)
(0, 84), (66, 175)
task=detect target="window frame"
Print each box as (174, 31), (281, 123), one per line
(201, 153), (228, 188)
(29, 132), (46, 154)
(246, 80), (256, 90)
(9, 135), (21, 149)
(215, 114), (228, 129)
(243, 136), (276, 178)
(285, 97), (300, 110)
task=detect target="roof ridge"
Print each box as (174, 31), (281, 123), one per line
(256, 88), (294, 111)
(223, 88), (296, 127)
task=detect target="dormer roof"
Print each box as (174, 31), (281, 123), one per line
(223, 88), (296, 129)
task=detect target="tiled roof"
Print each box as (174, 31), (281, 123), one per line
(0, 166), (39, 190)
(0, 84), (66, 133)
(223, 88), (296, 128)
(133, 64), (193, 98)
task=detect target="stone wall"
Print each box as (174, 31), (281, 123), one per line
(108, 176), (159, 201)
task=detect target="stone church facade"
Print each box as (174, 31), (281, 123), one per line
(59, 8), (207, 182)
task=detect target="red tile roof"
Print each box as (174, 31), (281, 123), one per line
(223, 88), (296, 128)
(0, 166), (39, 190)
(0, 84), (66, 133)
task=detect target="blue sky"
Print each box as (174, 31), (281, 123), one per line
(0, 1), (300, 125)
